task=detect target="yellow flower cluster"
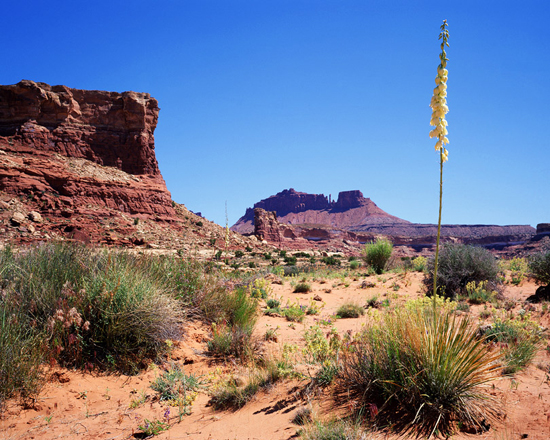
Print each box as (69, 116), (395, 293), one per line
(429, 21), (449, 162)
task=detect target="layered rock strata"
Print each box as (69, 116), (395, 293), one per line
(241, 189), (536, 253)
(233, 188), (407, 234)
(0, 80), (174, 217)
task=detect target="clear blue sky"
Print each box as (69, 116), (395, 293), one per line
(2, 1), (548, 228)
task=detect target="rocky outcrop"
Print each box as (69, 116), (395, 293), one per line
(241, 189), (537, 254)
(0, 81), (275, 255)
(0, 80), (174, 218)
(534, 223), (550, 241)
(232, 188), (407, 234)
(0, 80), (160, 175)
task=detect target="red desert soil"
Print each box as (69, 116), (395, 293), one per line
(2, 273), (550, 440)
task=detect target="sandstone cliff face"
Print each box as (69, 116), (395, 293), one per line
(0, 80), (160, 175)
(232, 188), (407, 234)
(0, 81), (276, 255)
(0, 80), (174, 218)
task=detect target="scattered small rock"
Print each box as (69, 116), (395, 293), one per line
(10, 212), (26, 226)
(361, 280), (376, 289)
(28, 211), (43, 223)
(313, 294), (323, 301)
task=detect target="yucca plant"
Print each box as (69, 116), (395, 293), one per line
(339, 306), (502, 438)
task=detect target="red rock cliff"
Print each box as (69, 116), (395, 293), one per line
(0, 80), (160, 175)
(0, 80), (175, 217)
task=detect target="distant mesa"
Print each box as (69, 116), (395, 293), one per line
(231, 188), (408, 235)
(232, 188), (537, 252)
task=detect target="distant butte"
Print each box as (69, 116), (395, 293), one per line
(231, 188), (407, 234)
(231, 188), (537, 253)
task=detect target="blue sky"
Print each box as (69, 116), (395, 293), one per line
(2, 1), (548, 227)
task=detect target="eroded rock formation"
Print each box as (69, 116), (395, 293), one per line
(237, 188), (537, 254)
(232, 188), (407, 234)
(0, 80), (174, 218)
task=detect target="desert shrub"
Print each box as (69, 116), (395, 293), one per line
(282, 303), (306, 322)
(167, 259), (230, 322)
(349, 260), (361, 270)
(234, 250), (244, 258)
(151, 362), (202, 412)
(339, 306), (502, 437)
(315, 361), (340, 387)
(303, 325), (340, 364)
(207, 288), (258, 360)
(464, 280), (497, 304)
(292, 407), (313, 425)
(210, 351), (296, 410)
(424, 243), (499, 299)
(0, 300), (44, 410)
(247, 278), (270, 299)
(529, 250), (550, 285)
(306, 300), (323, 315)
(412, 256), (427, 272)
(294, 282), (312, 293)
(321, 256), (341, 266)
(284, 256), (298, 266)
(481, 315), (542, 374)
(362, 239), (393, 274)
(0, 243), (182, 373)
(266, 298), (281, 309)
(336, 303), (365, 319)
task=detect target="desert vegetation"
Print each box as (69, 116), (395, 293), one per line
(2, 240), (549, 440)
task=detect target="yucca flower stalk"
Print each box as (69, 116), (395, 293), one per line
(429, 20), (450, 299)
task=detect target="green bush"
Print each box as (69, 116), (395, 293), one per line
(266, 298), (281, 309)
(481, 315), (542, 374)
(151, 362), (202, 402)
(464, 280), (497, 304)
(362, 238), (393, 274)
(424, 243), (499, 299)
(207, 288), (258, 360)
(529, 250), (550, 285)
(294, 283), (312, 293)
(282, 304), (306, 322)
(339, 306), (502, 437)
(349, 260), (361, 270)
(336, 303), (364, 319)
(284, 256), (297, 266)
(321, 256), (341, 266)
(412, 256), (427, 272)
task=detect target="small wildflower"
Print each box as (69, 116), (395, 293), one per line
(54, 309), (65, 322)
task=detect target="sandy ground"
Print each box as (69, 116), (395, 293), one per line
(2, 271), (550, 440)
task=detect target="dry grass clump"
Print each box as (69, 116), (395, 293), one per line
(339, 305), (502, 438)
(0, 243), (184, 374)
(206, 287), (259, 360)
